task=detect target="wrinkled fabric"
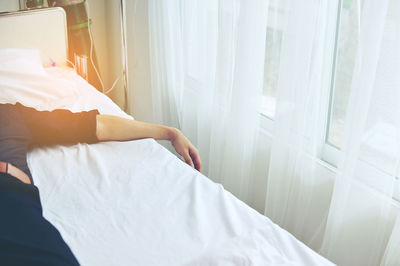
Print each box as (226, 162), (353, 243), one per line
(29, 139), (334, 266)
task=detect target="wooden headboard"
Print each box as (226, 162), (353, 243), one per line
(0, 7), (68, 67)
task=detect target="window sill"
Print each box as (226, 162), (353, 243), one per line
(259, 112), (400, 205)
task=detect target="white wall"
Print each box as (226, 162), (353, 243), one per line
(86, 0), (126, 108)
(0, 1), (19, 12)
(86, 0), (108, 89)
(103, 0), (124, 109)
(86, 0), (126, 110)
(123, 0), (153, 122)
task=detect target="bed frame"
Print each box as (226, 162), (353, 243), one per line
(0, 7), (68, 67)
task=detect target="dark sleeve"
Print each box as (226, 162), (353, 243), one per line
(16, 103), (99, 146)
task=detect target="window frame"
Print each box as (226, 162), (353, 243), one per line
(259, 0), (400, 203)
(321, 0), (343, 168)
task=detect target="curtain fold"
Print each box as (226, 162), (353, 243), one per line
(148, 0), (183, 128)
(148, 0), (269, 201)
(265, 0), (334, 242)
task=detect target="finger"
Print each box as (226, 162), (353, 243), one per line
(190, 149), (202, 172)
(183, 151), (194, 168)
(194, 156), (202, 172)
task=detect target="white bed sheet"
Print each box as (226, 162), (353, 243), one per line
(1, 49), (334, 266)
(28, 139), (333, 266)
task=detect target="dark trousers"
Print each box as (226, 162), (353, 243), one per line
(0, 173), (80, 266)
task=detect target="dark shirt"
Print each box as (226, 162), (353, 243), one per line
(0, 103), (99, 183)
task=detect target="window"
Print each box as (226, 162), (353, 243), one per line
(261, 0), (400, 201)
(260, 1), (285, 119)
(326, 0), (358, 148)
(324, 0), (400, 201)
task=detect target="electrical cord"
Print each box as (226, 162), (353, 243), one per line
(104, 74), (122, 95)
(65, 58), (76, 69)
(85, 1), (122, 96)
(85, 1), (105, 93)
(66, 56), (121, 95)
(50, 57), (118, 94)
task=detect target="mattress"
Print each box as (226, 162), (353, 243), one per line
(1, 49), (334, 266)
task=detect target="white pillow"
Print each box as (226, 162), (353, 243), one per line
(0, 48), (44, 72)
(0, 48), (131, 119)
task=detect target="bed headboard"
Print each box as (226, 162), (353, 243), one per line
(0, 7), (68, 67)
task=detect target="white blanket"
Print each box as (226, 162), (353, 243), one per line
(28, 139), (333, 266)
(1, 49), (334, 266)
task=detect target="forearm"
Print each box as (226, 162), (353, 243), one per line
(95, 114), (202, 171)
(95, 114), (177, 142)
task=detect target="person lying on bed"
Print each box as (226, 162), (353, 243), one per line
(0, 102), (201, 266)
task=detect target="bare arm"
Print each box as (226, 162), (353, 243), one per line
(96, 115), (202, 172)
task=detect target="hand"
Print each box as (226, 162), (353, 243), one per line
(169, 128), (202, 172)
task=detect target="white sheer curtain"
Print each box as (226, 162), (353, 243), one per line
(147, 0), (269, 201)
(132, 0), (400, 264)
(265, 0), (334, 242)
(265, 0), (400, 265)
(148, 0), (183, 128)
(382, 217), (400, 265)
(320, 1), (399, 265)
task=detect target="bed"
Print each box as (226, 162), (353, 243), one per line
(0, 8), (334, 266)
